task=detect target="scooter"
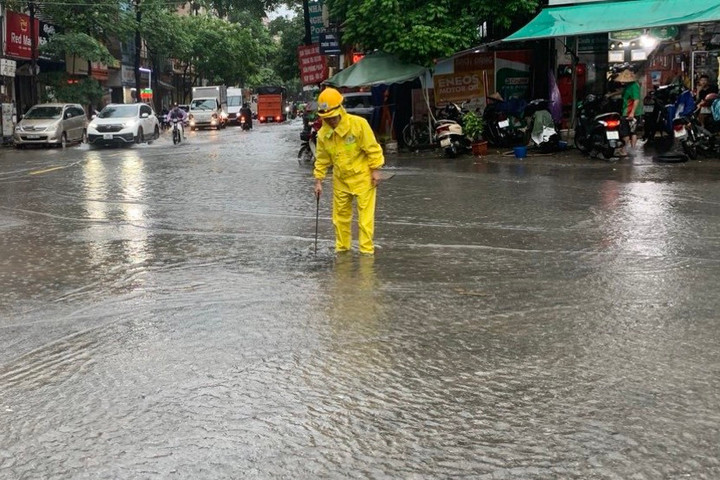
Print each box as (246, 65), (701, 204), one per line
(482, 97), (526, 148)
(171, 118), (183, 145)
(298, 118), (321, 165)
(574, 94), (624, 160)
(642, 83), (682, 142)
(672, 93), (720, 159)
(434, 119), (469, 158)
(240, 115), (252, 131)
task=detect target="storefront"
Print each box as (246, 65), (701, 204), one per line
(504, 0), (720, 127)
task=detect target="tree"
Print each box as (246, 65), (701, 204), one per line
(325, 0), (539, 66)
(267, 10), (304, 83)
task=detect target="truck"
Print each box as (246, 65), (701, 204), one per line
(189, 85), (228, 130)
(226, 87), (246, 125)
(256, 86), (287, 123)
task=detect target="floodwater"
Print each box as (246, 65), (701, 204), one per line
(1, 123), (719, 478)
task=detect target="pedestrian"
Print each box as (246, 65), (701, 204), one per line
(609, 68), (642, 156)
(694, 74), (718, 128)
(313, 87), (385, 255)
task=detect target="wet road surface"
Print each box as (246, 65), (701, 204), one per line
(1, 123), (720, 478)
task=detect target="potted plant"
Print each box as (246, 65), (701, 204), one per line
(462, 111), (487, 156)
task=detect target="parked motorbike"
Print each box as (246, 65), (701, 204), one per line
(171, 118), (183, 145)
(482, 96), (526, 148)
(434, 119), (469, 158)
(672, 93), (720, 159)
(642, 83), (682, 142)
(298, 118), (321, 165)
(574, 94), (624, 160)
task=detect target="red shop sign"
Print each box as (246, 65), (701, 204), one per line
(5, 11), (39, 60)
(298, 44), (328, 86)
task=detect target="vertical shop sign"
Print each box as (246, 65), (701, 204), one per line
(308, 0), (326, 44)
(298, 44), (328, 85)
(495, 50), (532, 100)
(5, 11), (39, 60)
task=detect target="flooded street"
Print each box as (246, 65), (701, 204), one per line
(1, 122), (720, 478)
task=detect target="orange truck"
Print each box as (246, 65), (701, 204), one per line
(256, 86), (287, 123)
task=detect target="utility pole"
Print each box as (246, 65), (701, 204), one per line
(29, 0), (37, 105)
(134, 0), (142, 102)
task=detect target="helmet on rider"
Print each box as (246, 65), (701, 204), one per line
(317, 88), (344, 118)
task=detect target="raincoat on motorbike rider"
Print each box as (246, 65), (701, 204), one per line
(313, 88), (385, 254)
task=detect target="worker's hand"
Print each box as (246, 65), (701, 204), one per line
(314, 179), (322, 198)
(371, 169), (381, 187)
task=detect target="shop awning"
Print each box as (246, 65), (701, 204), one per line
(324, 51), (427, 87)
(505, 0), (720, 42)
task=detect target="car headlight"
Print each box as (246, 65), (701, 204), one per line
(221, 112), (228, 120)
(123, 120), (137, 128)
(15, 126), (21, 132)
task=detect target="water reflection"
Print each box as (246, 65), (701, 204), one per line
(81, 151), (149, 267)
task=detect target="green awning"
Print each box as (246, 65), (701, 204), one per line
(324, 51), (427, 88)
(505, 0), (720, 42)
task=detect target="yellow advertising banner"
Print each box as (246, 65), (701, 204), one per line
(433, 70), (493, 105)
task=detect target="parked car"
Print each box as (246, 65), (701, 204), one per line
(344, 92), (374, 123)
(14, 103), (87, 148)
(87, 103), (160, 146)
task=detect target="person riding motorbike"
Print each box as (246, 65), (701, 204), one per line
(239, 103), (253, 129)
(168, 103), (187, 138)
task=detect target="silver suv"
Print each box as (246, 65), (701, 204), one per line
(14, 103), (87, 148)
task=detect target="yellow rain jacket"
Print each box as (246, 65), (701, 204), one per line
(313, 108), (385, 193)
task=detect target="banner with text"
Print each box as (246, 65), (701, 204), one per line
(298, 44), (328, 85)
(5, 11), (39, 60)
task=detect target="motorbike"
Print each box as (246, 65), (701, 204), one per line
(672, 93), (720, 159)
(524, 99), (560, 153)
(171, 118), (183, 145)
(482, 96), (526, 148)
(434, 119), (469, 158)
(574, 94), (624, 160)
(642, 83), (683, 142)
(240, 115), (252, 131)
(432, 103), (470, 157)
(298, 118), (321, 165)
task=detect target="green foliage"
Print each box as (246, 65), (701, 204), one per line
(326, 0), (539, 65)
(39, 33), (116, 65)
(39, 73), (105, 107)
(462, 111), (485, 142)
(268, 13), (305, 83)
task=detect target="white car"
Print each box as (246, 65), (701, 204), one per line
(87, 103), (160, 146)
(344, 92), (374, 123)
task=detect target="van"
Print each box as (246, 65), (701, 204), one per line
(14, 103), (87, 148)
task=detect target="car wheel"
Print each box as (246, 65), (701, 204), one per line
(135, 127), (144, 144)
(82, 129), (88, 144)
(61, 132), (68, 148)
(154, 126), (160, 140)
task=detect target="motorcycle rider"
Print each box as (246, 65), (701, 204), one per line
(239, 102), (253, 129)
(168, 102), (187, 138)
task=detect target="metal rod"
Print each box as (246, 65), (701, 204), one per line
(314, 192), (320, 255)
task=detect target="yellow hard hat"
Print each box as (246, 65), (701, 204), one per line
(317, 88), (344, 117)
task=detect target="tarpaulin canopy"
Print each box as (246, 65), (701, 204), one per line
(505, 0), (720, 42)
(324, 51), (427, 87)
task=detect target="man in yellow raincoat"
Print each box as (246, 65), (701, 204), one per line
(313, 88), (385, 255)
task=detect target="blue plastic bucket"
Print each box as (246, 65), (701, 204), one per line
(513, 146), (527, 159)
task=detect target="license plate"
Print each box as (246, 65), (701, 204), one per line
(498, 120), (510, 128)
(644, 105), (654, 113)
(440, 137), (451, 147)
(674, 129), (687, 139)
(103, 134), (113, 140)
(606, 131), (619, 140)
(26, 135), (40, 139)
